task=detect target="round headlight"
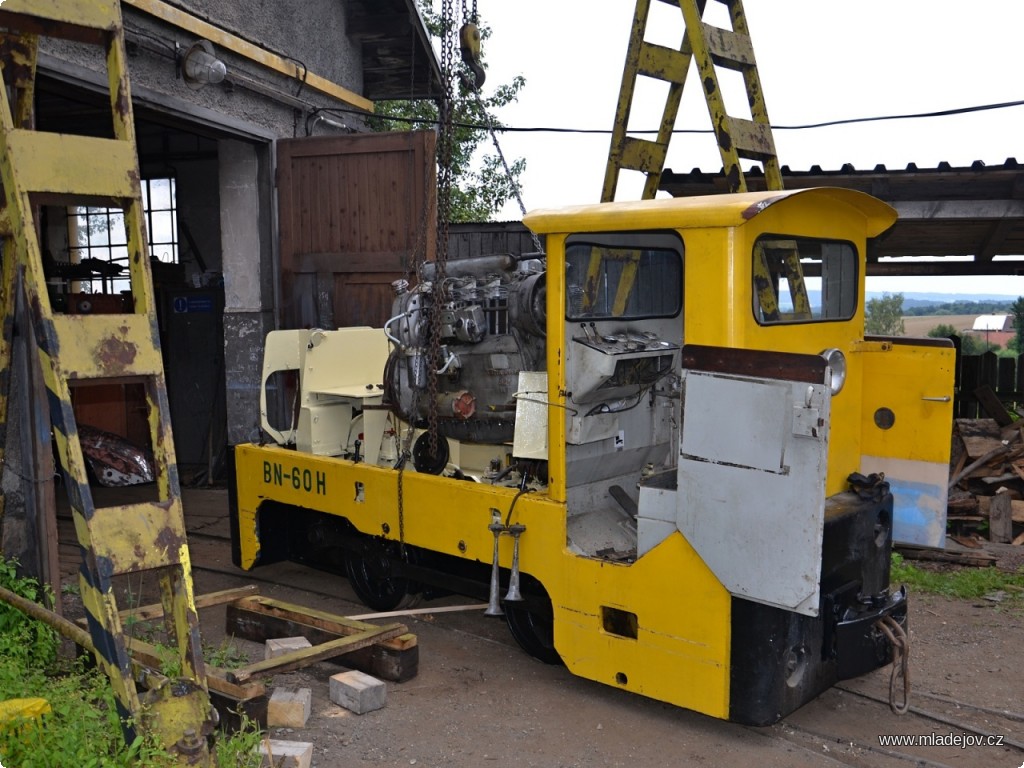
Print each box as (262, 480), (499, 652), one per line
(820, 348), (846, 395)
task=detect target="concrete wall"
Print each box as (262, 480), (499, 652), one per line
(219, 140), (277, 445)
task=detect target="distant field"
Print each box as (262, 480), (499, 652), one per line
(902, 314), (978, 337)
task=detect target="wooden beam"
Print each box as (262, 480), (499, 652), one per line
(121, 0), (374, 113)
(227, 623), (406, 684)
(893, 199), (1024, 220)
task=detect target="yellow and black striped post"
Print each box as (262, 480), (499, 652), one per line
(0, 2), (214, 763)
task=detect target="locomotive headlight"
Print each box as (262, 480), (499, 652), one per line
(820, 348), (846, 395)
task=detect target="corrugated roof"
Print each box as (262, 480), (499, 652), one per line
(660, 160), (1024, 275)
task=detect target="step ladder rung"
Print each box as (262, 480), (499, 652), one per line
(5, 131), (139, 203)
(52, 315), (163, 380)
(0, 0), (119, 39)
(618, 137), (670, 175)
(721, 117), (776, 160)
(84, 501), (188, 575)
(702, 23), (755, 69)
(637, 42), (692, 84)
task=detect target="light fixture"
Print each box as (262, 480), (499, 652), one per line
(820, 347), (847, 395)
(179, 40), (227, 89)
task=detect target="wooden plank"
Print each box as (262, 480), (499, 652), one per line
(225, 603), (419, 683)
(232, 595), (395, 635)
(948, 443), (1011, 488)
(895, 543), (996, 567)
(1013, 531), (1024, 546)
(121, 0), (371, 111)
(956, 418), (1004, 458)
(977, 496), (1024, 523)
(227, 623), (405, 684)
(973, 384), (1013, 426)
(119, 585), (260, 623)
(346, 603), (488, 621)
(989, 493), (1015, 543)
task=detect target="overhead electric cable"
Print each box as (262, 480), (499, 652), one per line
(321, 97), (1024, 136)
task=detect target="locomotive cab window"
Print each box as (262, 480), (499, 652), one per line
(565, 233), (683, 320)
(753, 236), (857, 324)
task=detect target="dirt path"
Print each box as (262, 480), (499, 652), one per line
(61, 489), (1024, 767)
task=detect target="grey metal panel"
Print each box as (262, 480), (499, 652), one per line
(676, 370), (830, 617)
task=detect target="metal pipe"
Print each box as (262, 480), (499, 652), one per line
(504, 524), (525, 602)
(484, 522), (505, 617)
(0, 583), (95, 653)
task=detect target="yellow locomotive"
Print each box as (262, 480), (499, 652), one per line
(231, 188), (954, 724)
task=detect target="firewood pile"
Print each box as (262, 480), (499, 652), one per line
(947, 418), (1024, 551)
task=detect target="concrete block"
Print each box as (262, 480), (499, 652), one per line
(268, 688), (312, 728)
(265, 636), (312, 660)
(257, 739), (313, 768)
(329, 669), (386, 714)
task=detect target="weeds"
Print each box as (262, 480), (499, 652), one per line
(0, 558), (264, 767)
(891, 553), (1024, 604)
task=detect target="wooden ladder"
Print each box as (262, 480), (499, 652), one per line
(602, 0), (783, 201)
(0, 1), (215, 762)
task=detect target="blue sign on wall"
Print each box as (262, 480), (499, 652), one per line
(172, 295), (214, 313)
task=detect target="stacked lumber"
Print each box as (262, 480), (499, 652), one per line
(948, 419), (1024, 547)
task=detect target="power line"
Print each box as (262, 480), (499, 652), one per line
(341, 97), (1024, 135)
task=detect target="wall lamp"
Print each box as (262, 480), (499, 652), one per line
(178, 40), (227, 89)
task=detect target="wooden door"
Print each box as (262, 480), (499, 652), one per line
(276, 131), (436, 330)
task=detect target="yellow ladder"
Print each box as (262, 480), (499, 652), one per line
(602, 0), (783, 201)
(0, 2), (215, 762)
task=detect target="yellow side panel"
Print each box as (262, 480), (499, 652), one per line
(233, 443), (732, 719)
(554, 533), (731, 719)
(857, 340), (955, 546)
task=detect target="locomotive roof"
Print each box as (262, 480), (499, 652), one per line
(522, 187), (896, 239)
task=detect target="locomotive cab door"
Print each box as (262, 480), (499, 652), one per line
(670, 345), (832, 617)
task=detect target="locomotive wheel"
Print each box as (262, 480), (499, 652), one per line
(505, 598), (561, 665)
(345, 541), (421, 612)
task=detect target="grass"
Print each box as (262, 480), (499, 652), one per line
(891, 553), (1024, 603)
(0, 558), (263, 767)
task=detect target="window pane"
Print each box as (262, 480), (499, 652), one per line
(566, 237), (683, 321)
(149, 210), (174, 245)
(753, 236), (858, 325)
(65, 178), (178, 293)
(107, 211), (127, 246)
(148, 178), (172, 210)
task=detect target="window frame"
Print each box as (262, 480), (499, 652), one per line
(564, 231), (684, 322)
(67, 176), (179, 295)
(751, 233), (859, 326)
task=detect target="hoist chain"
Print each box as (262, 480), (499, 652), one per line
(427, 0), (458, 459)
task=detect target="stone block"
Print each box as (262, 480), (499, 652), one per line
(257, 739), (313, 768)
(268, 688), (312, 728)
(329, 669), (386, 714)
(264, 636), (312, 660)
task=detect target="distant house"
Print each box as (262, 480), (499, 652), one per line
(967, 314), (1015, 348)
(972, 315), (1014, 332)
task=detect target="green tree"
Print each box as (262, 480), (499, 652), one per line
(926, 323), (995, 355)
(368, 4), (526, 222)
(1011, 297), (1024, 356)
(865, 293), (905, 336)
(927, 323), (958, 339)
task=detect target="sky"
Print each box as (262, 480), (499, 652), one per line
(458, 0), (1024, 298)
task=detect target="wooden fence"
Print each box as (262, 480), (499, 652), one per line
(955, 339), (1024, 418)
